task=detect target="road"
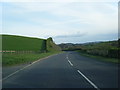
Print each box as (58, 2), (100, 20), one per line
(2, 51), (119, 89)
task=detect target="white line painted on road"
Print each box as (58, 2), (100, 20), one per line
(66, 54), (73, 66)
(66, 53), (99, 89)
(2, 64), (32, 81)
(66, 56), (68, 59)
(68, 60), (73, 66)
(1, 53), (60, 81)
(77, 70), (100, 90)
(66, 54), (68, 59)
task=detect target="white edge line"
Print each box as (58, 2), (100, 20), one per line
(1, 53), (59, 81)
(77, 70), (100, 90)
(2, 64), (32, 81)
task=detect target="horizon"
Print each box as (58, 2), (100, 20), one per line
(1, 34), (118, 44)
(0, 0), (118, 44)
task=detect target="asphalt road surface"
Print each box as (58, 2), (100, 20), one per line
(2, 51), (119, 89)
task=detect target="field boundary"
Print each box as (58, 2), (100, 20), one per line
(0, 50), (46, 54)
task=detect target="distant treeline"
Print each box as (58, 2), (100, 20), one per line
(59, 39), (119, 59)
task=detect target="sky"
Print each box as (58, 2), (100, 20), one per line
(0, 0), (119, 44)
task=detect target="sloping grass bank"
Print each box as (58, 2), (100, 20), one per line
(2, 51), (62, 66)
(2, 34), (46, 51)
(77, 50), (119, 64)
(2, 34), (62, 66)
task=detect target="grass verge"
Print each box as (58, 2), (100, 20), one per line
(76, 50), (119, 64)
(2, 51), (63, 66)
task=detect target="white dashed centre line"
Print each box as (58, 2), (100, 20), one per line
(68, 60), (73, 66)
(66, 53), (99, 90)
(77, 70), (100, 90)
(66, 56), (68, 59)
(66, 54), (73, 66)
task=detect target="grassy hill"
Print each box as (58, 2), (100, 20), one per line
(46, 37), (61, 52)
(2, 35), (46, 52)
(2, 35), (46, 51)
(2, 34), (62, 66)
(2, 35), (61, 52)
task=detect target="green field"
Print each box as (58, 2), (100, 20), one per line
(2, 51), (62, 66)
(2, 34), (62, 66)
(2, 35), (46, 51)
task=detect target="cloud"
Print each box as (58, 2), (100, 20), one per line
(8, 2), (117, 32)
(1, 0), (119, 2)
(55, 33), (87, 38)
(54, 32), (118, 44)
(0, 3), (2, 33)
(2, 2), (118, 43)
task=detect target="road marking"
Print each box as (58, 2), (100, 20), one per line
(1, 53), (59, 81)
(66, 53), (99, 90)
(66, 56), (68, 59)
(77, 70), (100, 90)
(68, 60), (73, 66)
(66, 54), (68, 59)
(66, 54), (73, 66)
(2, 64), (32, 81)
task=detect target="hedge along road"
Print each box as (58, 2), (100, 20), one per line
(2, 51), (118, 88)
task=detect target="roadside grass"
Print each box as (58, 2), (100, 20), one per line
(77, 50), (119, 64)
(1, 34), (62, 66)
(2, 51), (63, 66)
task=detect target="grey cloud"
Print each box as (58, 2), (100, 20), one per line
(54, 33), (86, 38)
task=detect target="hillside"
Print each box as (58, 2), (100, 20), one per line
(46, 37), (61, 52)
(2, 35), (46, 52)
(2, 34), (61, 52)
(2, 34), (61, 66)
(79, 40), (119, 58)
(59, 40), (119, 59)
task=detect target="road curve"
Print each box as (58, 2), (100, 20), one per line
(2, 51), (119, 88)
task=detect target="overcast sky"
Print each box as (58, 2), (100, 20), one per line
(0, 0), (119, 44)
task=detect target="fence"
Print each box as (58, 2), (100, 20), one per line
(0, 50), (46, 54)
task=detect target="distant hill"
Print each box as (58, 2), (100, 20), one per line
(2, 34), (61, 52)
(59, 40), (119, 58)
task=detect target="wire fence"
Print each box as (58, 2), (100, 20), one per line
(0, 50), (47, 54)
